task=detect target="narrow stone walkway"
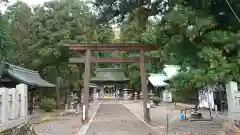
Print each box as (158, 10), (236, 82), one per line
(85, 100), (158, 135)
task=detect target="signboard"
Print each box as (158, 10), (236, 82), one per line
(199, 90), (214, 109)
(82, 105), (85, 120)
(147, 103), (151, 108)
(162, 90), (172, 102)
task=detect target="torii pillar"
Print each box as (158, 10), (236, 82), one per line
(82, 49), (91, 123)
(140, 49), (150, 122)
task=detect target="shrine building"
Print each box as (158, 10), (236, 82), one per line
(90, 68), (129, 97)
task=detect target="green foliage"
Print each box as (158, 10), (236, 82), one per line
(27, 0), (90, 68)
(1, 0), (240, 103)
(94, 0), (171, 23)
(40, 98), (56, 112)
(96, 25), (115, 43)
(0, 30), (12, 61)
(151, 96), (161, 105)
(94, 0), (240, 31)
(0, 12), (13, 61)
(2, 1), (32, 66)
(119, 2), (240, 101)
(0, 0), (116, 104)
(163, 5), (240, 100)
(120, 11), (162, 90)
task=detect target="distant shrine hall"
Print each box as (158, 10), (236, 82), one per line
(90, 68), (129, 98)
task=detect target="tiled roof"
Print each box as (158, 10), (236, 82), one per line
(0, 62), (55, 88)
(90, 68), (129, 82)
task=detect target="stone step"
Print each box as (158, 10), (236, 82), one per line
(169, 120), (222, 129)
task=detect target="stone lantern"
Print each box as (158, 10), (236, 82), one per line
(73, 93), (80, 112)
(148, 90), (154, 105)
(149, 90), (154, 97)
(67, 92), (79, 110)
(129, 93), (133, 100)
(124, 90), (128, 96)
(134, 91), (138, 101)
(140, 92), (143, 100)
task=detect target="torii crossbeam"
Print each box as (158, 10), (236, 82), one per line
(69, 57), (159, 63)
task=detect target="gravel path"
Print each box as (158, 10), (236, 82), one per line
(85, 100), (158, 135)
(34, 116), (82, 135)
(33, 102), (100, 135)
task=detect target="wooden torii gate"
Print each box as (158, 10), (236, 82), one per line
(66, 43), (159, 123)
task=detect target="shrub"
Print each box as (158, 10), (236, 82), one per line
(40, 99), (56, 112)
(151, 97), (161, 105)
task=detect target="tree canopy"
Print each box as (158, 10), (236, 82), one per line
(0, 0), (114, 108)
(1, 0), (240, 104)
(107, 0), (240, 100)
(94, 0), (240, 29)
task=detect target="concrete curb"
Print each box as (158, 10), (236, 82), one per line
(76, 101), (102, 135)
(175, 103), (195, 109)
(119, 101), (162, 135)
(30, 115), (52, 124)
(41, 116), (51, 122)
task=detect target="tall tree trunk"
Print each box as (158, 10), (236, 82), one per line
(76, 64), (83, 106)
(37, 67), (44, 101)
(65, 80), (70, 107)
(55, 66), (61, 109)
(195, 92), (199, 111)
(78, 81), (82, 105)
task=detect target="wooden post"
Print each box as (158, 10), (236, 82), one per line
(29, 90), (34, 115)
(82, 49), (91, 123)
(140, 50), (150, 122)
(166, 114), (169, 134)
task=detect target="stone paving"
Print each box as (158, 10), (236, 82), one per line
(33, 102), (100, 135)
(121, 101), (224, 135)
(85, 100), (158, 135)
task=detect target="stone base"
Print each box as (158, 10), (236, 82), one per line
(123, 96), (129, 100)
(188, 118), (213, 121)
(189, 111), (202, 119)
(61, 109), (78, 116)
(1, 123), (37, 135)
(187, 112), (214, 121)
